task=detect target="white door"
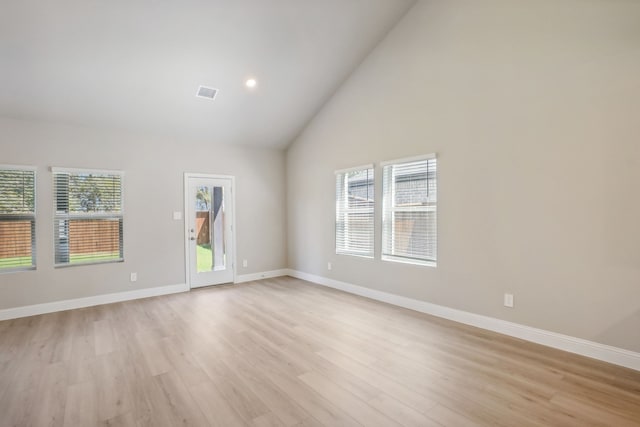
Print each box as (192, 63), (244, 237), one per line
(185, 174), (234, 288)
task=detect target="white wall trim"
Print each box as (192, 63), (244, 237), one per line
(285, 269), (640, 372)
(0, 283), (189, 321)
(335, 164), (374, 175)
(379, 152), (436, 166)
(0, 164), (38, 171)
(50, 166), (125, 176)
(3, 269), (637, 371)
(235, 269), (289, 284)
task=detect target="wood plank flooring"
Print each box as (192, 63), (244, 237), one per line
(1, 276), (639, 426)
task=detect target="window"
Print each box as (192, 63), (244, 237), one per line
(335, 165), (374, 258)
(0, 166), (36, 272)
(53, 168), (124, 266)
(382, 155), (437, 266)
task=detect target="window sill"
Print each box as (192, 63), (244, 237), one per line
(381, 255), (436, 268)
(54, 258), (124, 268)
(0, 266), (36, 275)
(335, 251), (374, 259)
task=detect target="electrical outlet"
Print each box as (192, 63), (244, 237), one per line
(504, 293), (514, 308)
(243, 259), (248, 268)
(327, 262), (332, 271)
(130, 272), (137, 282)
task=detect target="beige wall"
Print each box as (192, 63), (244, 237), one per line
(286, 0), (640, 352)
(0, 117), (287, 309)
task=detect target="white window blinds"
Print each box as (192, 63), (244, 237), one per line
(0, 167), (36, 271)
(335, 166), (374, 258)
(53, 168), (124, 266)
(382, 156), (437, 266)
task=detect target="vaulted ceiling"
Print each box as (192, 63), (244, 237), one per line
(0, 0), (415, 148)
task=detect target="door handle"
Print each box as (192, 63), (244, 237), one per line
(190, 237), (196, 241)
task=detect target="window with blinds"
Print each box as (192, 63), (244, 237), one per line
(335, 166), (374, 258)
(0, 167), (36, 272)
(53, 168), (124, 266)
(382, 156), (437, 266)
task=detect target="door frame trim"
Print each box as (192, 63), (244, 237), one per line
(183, 173), (237, 289)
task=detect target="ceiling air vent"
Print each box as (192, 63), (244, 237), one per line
(196, 86), (218, 100)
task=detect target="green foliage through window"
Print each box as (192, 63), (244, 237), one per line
(0, 170), (35, 214)
(53, 169), (124, 266)
(0, 167), (36, 271)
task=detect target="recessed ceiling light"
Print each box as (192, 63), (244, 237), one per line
(245, 78), (257, 88)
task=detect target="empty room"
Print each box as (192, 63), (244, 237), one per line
(1, 0), (639, 426)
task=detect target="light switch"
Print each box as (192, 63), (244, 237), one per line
(173, 211), (182, 220)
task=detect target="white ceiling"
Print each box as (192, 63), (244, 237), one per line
(0, 0), (415, 148)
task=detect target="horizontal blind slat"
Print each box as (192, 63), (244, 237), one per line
(382, 157), (437, 264)
(53, 169), (124, 266)
(0, 168), (36, 270)
(336, 167), (374, 257)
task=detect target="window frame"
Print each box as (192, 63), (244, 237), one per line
(0, 165), (37, 273)
(335, 164), (375, 259)
(52, 167), (125, 268)
(381, 154), (437, 267)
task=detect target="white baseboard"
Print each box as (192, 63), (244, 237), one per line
(3, 269), (637, 372)
(0, 283), (189, 321)
(235, 269), (289, 284)
(285, 269), (640, 372)
(0, 268), (291, 321)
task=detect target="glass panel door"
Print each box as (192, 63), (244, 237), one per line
(187, 176), (234, 287)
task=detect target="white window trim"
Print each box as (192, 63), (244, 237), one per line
(52, 167), (125, 268)
(50, 166), (125, 176)
(0, 165), (37, 273)
(379, 153), (436, 167)
(381, 255), (437, 268)
(335, 165), (375, 258)
(0, 164), (38, 171)
(381, 154), (438, 267)
(335, 164), (374, 174)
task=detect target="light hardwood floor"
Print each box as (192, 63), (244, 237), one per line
(1, 276), (639, 426)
